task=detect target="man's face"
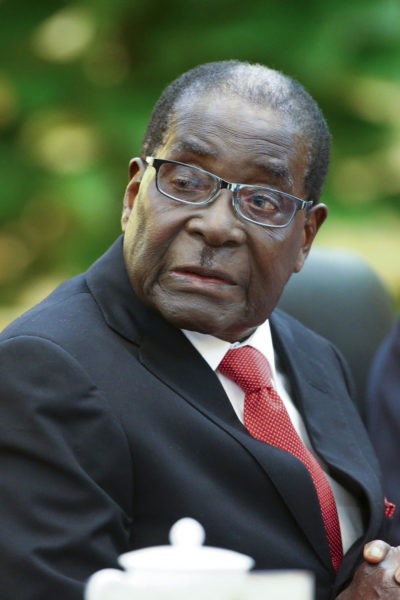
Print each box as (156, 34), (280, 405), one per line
(122, 94), (327, 342)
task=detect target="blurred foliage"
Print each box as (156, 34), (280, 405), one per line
(0, 0), (399, 327)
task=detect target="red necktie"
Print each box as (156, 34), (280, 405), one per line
(219, 345), (343, 572)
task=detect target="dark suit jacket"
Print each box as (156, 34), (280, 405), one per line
(367, 317), (400, 545)
(0, 237), (387, 600)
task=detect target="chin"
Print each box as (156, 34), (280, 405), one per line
(148, 288), (264, 342)
(160, 307), (219, 335)
(158, 307), (254, 342)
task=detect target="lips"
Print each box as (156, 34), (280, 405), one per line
(171, 266), (236, 286)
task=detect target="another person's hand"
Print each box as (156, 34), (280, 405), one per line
(336, 540), (400, 599)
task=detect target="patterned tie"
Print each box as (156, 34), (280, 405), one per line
(219, 345), (343, 572)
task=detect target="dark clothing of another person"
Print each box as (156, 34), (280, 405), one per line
(367, 317), (400, 545)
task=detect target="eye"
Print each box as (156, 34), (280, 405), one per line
(159, 164), (213, 198)
(242, 189), (281, 213)
(252, 194), (276, 210)
(170, 173), (205, 191)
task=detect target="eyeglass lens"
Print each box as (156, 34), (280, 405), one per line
(157, 162), (297, 227)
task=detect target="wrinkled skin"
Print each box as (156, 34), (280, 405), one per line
(337, 541), (400, 599)
(122, 95), (327, 342)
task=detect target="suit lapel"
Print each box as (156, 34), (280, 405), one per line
(137, 319), (333, 571)
(86, 240), (383, 576)
(271, 311), (385, 566)
(135, 303), (338, 572)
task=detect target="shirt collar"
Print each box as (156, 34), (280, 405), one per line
(182, 320), (278, 384)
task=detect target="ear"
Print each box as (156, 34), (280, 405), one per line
(293, 203), (328, 273)
(121, 157), (146, 232)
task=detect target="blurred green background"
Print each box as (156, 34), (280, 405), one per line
(0, 0), (399, 329)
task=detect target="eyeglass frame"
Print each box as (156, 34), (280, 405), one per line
(145, 156), (313, 229)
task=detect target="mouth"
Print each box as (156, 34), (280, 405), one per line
(170, 266), (236, 287)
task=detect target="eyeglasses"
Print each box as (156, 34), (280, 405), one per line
(145, 157), (313, 228)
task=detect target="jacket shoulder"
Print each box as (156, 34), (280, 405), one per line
(271, 307), (356, 399)
(271, 307), (336, 347)
(0, 273), (104, 346)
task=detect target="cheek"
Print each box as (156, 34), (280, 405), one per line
(250, 227), (305, 298)
(124, 196), (184, 282)
(123, 199), (158, 284)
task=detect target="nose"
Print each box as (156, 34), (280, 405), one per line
(185, 190), (246, 247)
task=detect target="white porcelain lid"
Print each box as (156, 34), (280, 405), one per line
(118, 518), (254, 573)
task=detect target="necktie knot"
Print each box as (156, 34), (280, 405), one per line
(219, 346), (272, 394)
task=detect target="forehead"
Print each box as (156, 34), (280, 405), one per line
(159, 94), (308, 189)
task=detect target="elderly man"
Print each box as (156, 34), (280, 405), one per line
(0, 60), (398, 600)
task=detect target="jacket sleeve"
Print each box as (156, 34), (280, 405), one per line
(0, 335), (133, 600)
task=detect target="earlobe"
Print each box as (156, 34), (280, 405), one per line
(121, 157), (146, 232)
(293, 203), (328, 273)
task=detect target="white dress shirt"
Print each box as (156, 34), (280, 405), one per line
(183, 321), (363, 554)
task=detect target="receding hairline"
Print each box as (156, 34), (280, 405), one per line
(141, 60), (331, 204)
(161, 63), (306, 149)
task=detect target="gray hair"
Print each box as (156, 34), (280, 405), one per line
(141, 60), (331, 204)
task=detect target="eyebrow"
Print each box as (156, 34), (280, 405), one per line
(253, 160), (290, 182)
(169, 141), (292, 185)
(169, 140), (218, 158)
